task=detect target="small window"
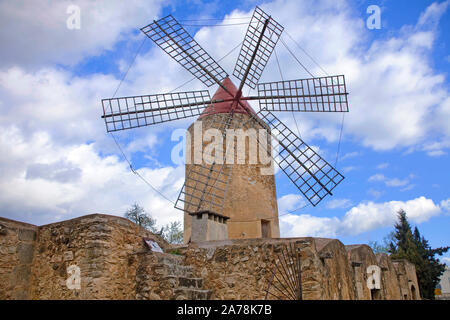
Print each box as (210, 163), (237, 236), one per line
(261, 220), (271, 238)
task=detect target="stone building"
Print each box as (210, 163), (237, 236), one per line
(0, 214), (420, 300)
(436, 266), (450, 300)
(183, 77), (279, 243)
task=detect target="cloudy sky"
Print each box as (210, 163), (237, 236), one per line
(0, 0), (449, 262)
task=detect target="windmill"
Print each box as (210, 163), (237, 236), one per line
(101, 6), (349, 241)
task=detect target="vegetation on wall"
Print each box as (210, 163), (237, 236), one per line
(124, 203), (183, 244)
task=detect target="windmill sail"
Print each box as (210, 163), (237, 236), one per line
(245, 110), (344, 206)
(141, 15), (228, 87)
(257, 75), (349, 112)
(101, 90), (211, 132)
(174, 113), (236, 215)
(233, 6), (284, 89)
(175, 162), (231, 214)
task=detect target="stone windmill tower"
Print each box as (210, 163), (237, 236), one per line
(183, 77), (279, 242)
(100, 7), (348, 243)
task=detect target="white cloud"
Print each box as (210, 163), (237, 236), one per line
(367, 188), (383, 199)
(326, 198), (353, 209)
(368, 174), (386, 182)
(368, 173), (414, 188)
(278, 194), (306, 213)
(0, 126), (184, 227)
(339, 151), (361, 161)
(280, 196), (446, 238)
(417, 0), (449, 28)
(280, 214), (341, 238)
(442, 257), (450, 265)
(441, 199), (450, 212)
(376, 163), (389, 170)
(342, 166), (358, 173)
(0, 0), (165, 68)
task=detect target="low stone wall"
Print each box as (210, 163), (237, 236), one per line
(315, 238), (355, 300)
(393, 259), (420, 300)
(0, 214), (168, 300)
(0, 214), (421, 300)
(0, 218), (38, 299)
(377, 253), (402, 299)
(181, 238), (360, 300)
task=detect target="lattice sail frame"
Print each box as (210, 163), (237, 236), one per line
(175, 112), (237, 214)
(233, 6), (284, 89)
(100, 6), (349, 214)
(258, 75), (349, 112)
(101, 90), (212, 132)
(141, 15), (228, 87)
(241, 110), (345, 207)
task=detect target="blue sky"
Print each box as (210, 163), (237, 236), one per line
(0, 0), (449, 263)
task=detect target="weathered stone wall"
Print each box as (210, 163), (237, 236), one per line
(0, 218), (38, 299)
(392, 259), (421, 300)
(0, 214), (168, 300)
(181, 238), (363, 300)
(345, 245), (379, 300)
(181, 238), (322, 299)
(376, 253), (402, 300)
(0, 214), (421, 300)
(315, 238), (355, 300)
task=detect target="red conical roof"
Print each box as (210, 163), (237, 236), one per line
(199, 77), (257, 119)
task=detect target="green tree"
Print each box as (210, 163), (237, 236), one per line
(388, 209), (449, 299)
(124, 203), (158, 233)
(162, 221), (183, 244)
(369, 232), (395, 254)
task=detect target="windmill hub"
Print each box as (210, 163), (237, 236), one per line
(199, 77), (257, 119)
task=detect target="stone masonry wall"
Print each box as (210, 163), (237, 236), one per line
(180, 237), (357, 300)
(0, 218), (38, 299)
(376, 253), (402, 300)
(0, 214), (168, 299)
(314, 238), (355, 300)
(0, 214), (421, 300)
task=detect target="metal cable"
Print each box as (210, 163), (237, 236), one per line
(178, 17), (252, 22)
(108, 34), (176, 205)
(274, 47), (302, 140)
(284, 30), (329, 77)
(280, 37), (315, 78)
(107, 38), (244, 207)
(334, 112), (346, 168)
(279, 203), (311, 217)
(181, 22), (251, 27)
(279, 32), (345, 170)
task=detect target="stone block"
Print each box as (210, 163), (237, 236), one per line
(17, 243), (34, 264)
(18, 229), (36, 241)
(64, 251), (74, 261)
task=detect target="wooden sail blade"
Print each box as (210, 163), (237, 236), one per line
(257, 75), (349, 112)
(245, 110), (344, 206)
(101, 90), (211, 132)
(141, 15), (228, 88)
(233, 6), (284, 90)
